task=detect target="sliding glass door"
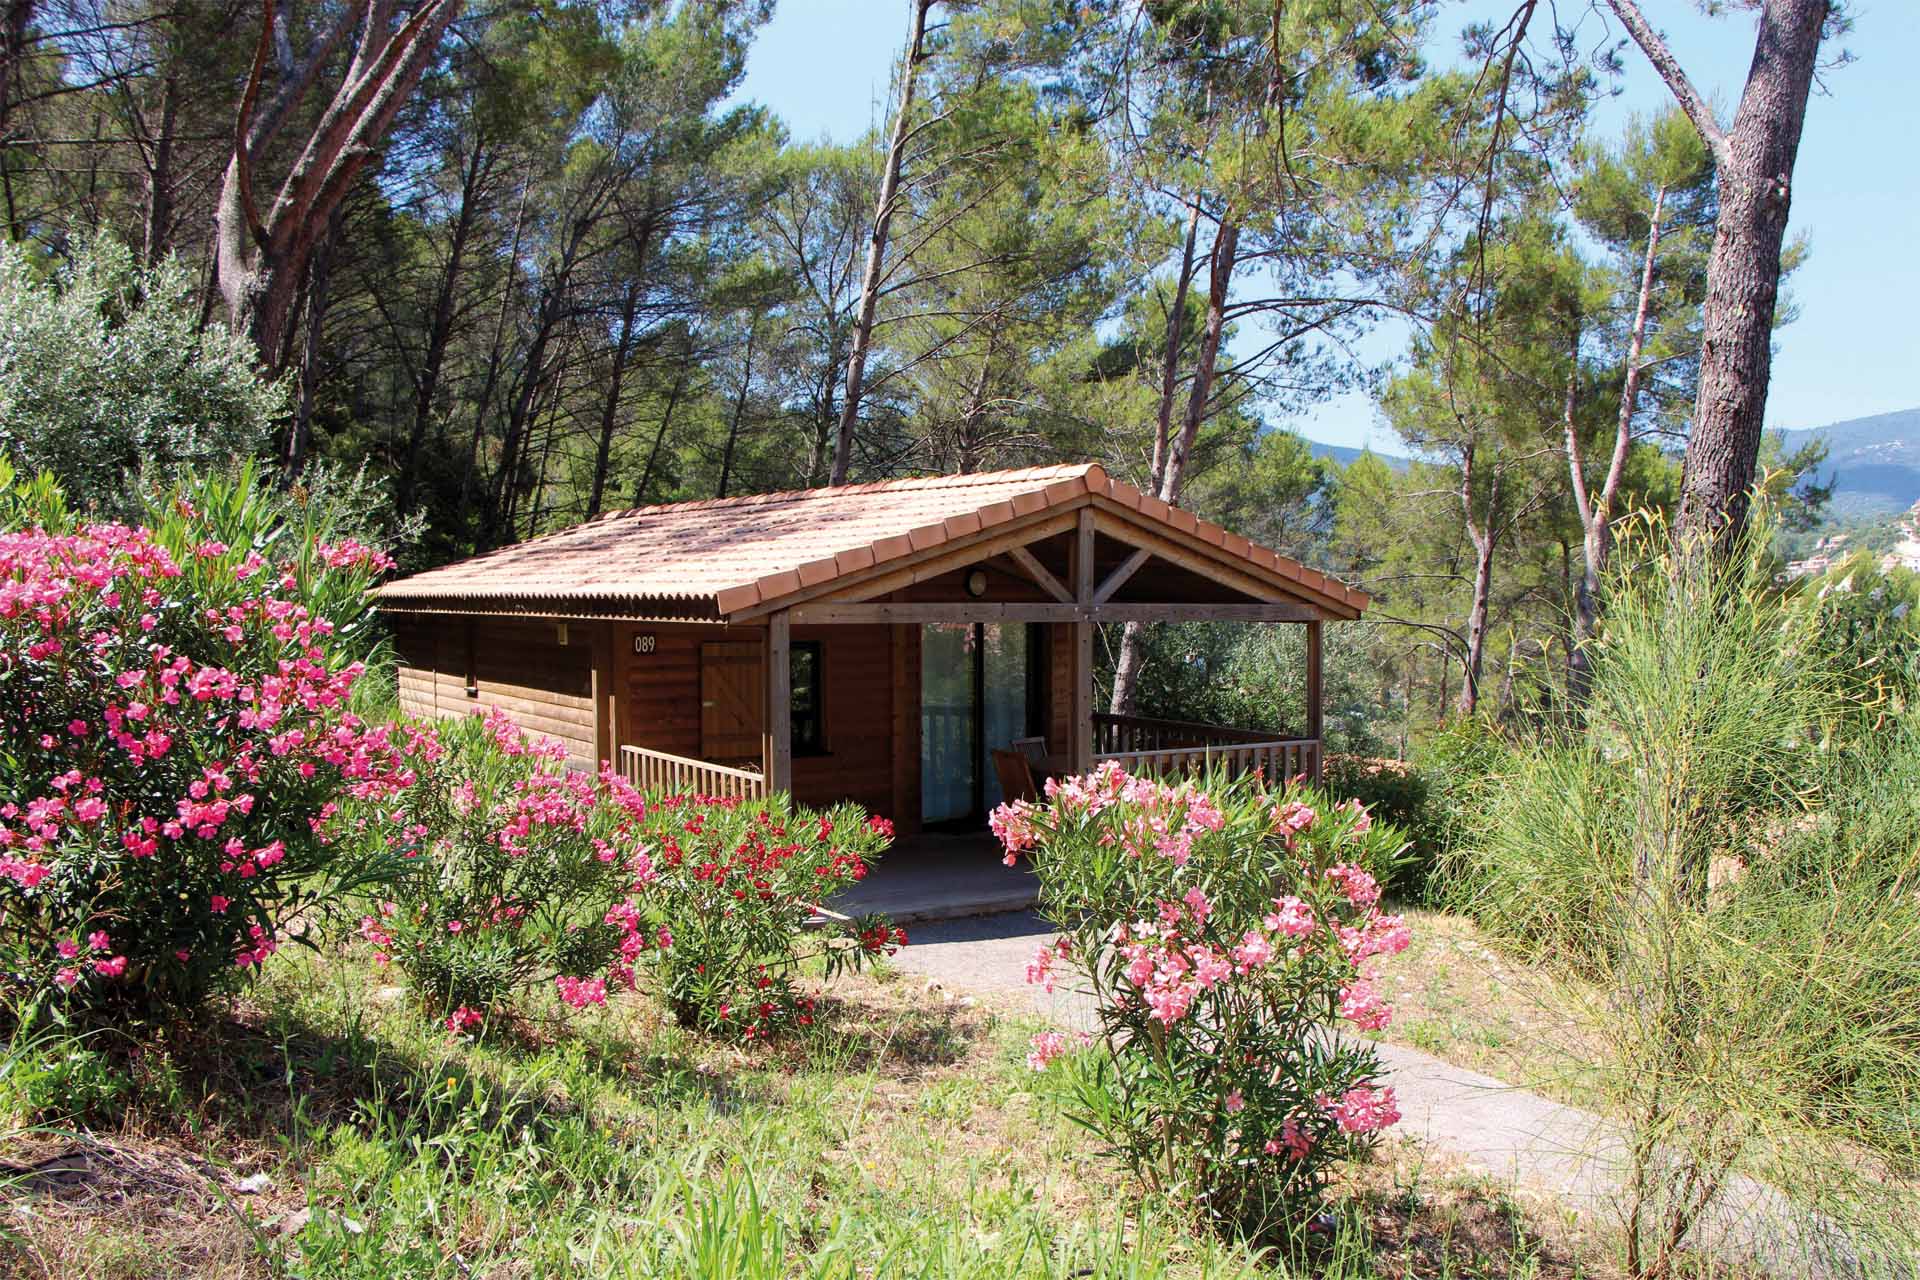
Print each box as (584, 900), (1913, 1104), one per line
(921, 624), (975, 824)
(920, 623), (1036, 825)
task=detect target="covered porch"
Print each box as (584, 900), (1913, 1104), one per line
(380, 463), (1366, 844)
(615, 705), (1326, 810)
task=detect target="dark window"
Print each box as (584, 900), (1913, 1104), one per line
(791, 641), (825, 754)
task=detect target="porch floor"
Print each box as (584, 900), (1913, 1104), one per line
(829, 831), (1037, 924)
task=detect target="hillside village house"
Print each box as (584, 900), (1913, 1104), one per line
(377, 464), (1367, 835)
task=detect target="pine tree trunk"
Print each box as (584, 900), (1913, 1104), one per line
(1109, 215), (1234, 717)
(587, 282), (643, 518)
(717, 317), (759, 498)
(1607, 0), (1829, 552)
(832, 0), (933, 484)
(141, 68), (179, 264)
(400, 143), (486, 512)
(1568, 186), (1666, 701)
(1456, 446), (1495, 718)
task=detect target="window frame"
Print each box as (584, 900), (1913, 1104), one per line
(790, 639), (826, 756)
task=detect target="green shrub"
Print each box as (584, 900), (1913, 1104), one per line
(1455, 513), (1920, 1277)
(629, 793), (900, 1039)
(996, 764), (1411, 1235)
(1, 1036), (130, 1126)
(345, 713), (901, 1039)
(0, 239), (285, 509)
(1320, 754), (1430, 894)
(340, 709), (638, 1026)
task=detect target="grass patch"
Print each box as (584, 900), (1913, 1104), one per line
(1368, 907), (1609, 1106)
(0, 944), (1629, 1279)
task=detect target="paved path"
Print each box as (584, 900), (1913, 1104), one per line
(891, 911), (1885, 1279)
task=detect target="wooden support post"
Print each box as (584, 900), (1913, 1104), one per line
(1305, 619), (1324, 782)
(1070, 509), (1095, 775)
(592, 621), (617, 767)
(765, 611), (793, 796)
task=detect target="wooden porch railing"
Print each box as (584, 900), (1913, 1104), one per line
(1091, 714), (1319, 784)
(618, 745), (766, 800)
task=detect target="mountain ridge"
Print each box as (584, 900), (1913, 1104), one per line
(1777, 406), (1920, 518)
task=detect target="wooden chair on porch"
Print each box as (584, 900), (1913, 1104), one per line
(990, 748), (1041, 805)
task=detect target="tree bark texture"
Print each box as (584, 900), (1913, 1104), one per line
(1109, 215), (1235, 716)
(1568, 185), (1667, 700)
(831, 0), (933, 484)
(217, 0), (464, 371)
(1607, 0), (1829, 553)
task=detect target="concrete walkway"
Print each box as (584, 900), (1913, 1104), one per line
(889, 911), (1889, 1280)
(832, 833), (1037, 924)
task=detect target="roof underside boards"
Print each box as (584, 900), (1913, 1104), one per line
(375, 464), (1369, 622)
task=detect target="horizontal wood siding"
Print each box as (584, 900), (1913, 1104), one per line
(391, 616), (440, 721)
(792, 623), (893, 818)
(617, 622), (901, 823)
(472, 620), (595, 771)
(389, 616), (594, 771)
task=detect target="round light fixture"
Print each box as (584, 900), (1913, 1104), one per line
(964, 568), (990, 598)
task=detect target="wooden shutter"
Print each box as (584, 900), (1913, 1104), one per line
(700, 641), (765, 762)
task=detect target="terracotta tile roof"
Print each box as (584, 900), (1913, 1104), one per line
(377, 463), (1369, 617)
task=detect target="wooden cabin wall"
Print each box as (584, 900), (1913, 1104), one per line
(1048, 622), (1073, 756)
(388, 615), (596, 772)
(616, 622), (911, 828)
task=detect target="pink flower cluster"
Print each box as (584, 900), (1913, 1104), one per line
(988, 761), (1413, 1201)
(0, 512), (410, 1003)
(1025, 1029), (1093, 1071)
(315, 540), (398, 573)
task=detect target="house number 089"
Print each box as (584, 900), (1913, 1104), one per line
(632, 633), (656, 655)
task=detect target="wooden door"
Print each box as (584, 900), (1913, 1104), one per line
(701, 641), (764, 763)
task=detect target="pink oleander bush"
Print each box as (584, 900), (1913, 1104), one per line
(0, 463), (414, 1017)
(335, 708), (643, 1026)
(995, 763), (1411, 1232)
(344, 710), (903, 1040)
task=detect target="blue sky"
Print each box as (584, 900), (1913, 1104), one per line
(735, 1), (1920, 453)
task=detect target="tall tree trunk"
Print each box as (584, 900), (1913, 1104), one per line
(717, 316), (759, 498)
(285, 208), (341, 478)
(485, 271), (571, 546)
(1147, 200), (1202, 486)
(633, 354), (690, 507)
(461, 173), (528, 512)
(1605, 0), (1829, 553)
(216, 0), (463, 370)
(587, 282), (643, 518)
(1109, 215), (1236, 717)
(0, 1), (31, 145)
(831, 0), (934, 484)
(1457, 445), (1496, 717)
(140, 67), (178, 264)
(400, 142), (487, 512)
(1568, 186), (1666, 700)
(1158, 219), (1238, 506)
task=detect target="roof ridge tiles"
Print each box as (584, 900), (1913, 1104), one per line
(586, 462), (1101, 522)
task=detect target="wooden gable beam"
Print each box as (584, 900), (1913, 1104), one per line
(1091, 548), (1152, 605)
(726, 508), (1081, 620)
(1006, 545), (1073, 603)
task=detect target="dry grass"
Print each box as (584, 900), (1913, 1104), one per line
(1368, 907), (1610, 1105)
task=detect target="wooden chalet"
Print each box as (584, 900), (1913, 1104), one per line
(377, 464), (1367, 835)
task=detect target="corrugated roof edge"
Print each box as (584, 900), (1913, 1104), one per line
(376, 460), (1370, 616)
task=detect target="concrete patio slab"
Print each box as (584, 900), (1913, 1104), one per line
(828, 832), (1036, 924)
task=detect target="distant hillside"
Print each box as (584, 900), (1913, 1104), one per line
(1778, 407), (1920, 518)
(1307, 440), (1411, 471)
